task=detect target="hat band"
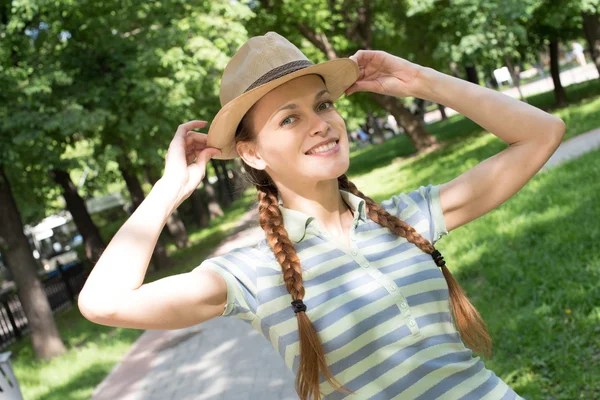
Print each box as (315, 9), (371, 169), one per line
(244, 59), (314, 93)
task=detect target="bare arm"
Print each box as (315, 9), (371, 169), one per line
(346, 50), (566, 232)
(78, 120), (225, 329)
(416, 67), (566, 232)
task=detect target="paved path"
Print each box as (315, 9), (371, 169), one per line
(423, 63), (599, 124)
(91, 128), (600, 400)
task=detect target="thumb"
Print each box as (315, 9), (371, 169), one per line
(195, 147), (222, 167)
(345, 80), (373, 96)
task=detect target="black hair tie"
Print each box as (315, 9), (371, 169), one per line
(291, 299), (307, 314)
(431, 249), (446, 268)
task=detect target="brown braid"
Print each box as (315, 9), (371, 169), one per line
(337, 174), (492, 357)
(256, 183), (352, 399)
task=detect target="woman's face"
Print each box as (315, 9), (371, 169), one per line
(239, 74), (350, 187)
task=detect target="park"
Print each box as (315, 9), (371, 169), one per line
(0, 1), (599, 399)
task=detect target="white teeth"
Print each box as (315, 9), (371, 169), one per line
(308, 141), (337, 155)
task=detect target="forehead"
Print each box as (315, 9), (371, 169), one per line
(251, 74), (328, 117)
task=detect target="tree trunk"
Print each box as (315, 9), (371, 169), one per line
(464, 64), (479, 85)
(0, 167), (66, 360)
(144, 167), (190, 249)
(202, 175), (224, 218)
(371, 94), (438, 151)
(210, 160), (232, 209)
(549, 39), (567, 106)
(190, 190), (210, 227)
(216, 160), (235, 204)
(485, 66), (499, 89)
(503, 55), (528, 103)
(582, 11), (600, 78)
(117, 156), (169, 270)
(437, 103), (448, 120)
(50, 169), (106, 263)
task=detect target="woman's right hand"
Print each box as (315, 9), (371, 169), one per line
(159, 120), (222, 209)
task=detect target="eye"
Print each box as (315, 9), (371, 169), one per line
(280, 115), (297, 127)
(318, 101), (334, 111)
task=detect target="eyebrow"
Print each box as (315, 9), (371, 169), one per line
(269, 89), (331, 122)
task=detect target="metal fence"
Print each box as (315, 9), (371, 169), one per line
(0, 262), (90, 349)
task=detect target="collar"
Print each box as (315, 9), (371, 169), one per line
(278, 190), (368, 242)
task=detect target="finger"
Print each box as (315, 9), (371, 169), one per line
(345, 80), (378, 96)
(184, 131), (208, 146)
(176, 120), (207, 139)
(167, 121), (208, 167)
(186, 151), (196, 165)
(187, 148), (222, 185)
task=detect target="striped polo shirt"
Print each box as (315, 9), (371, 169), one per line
(199, 184), (523, 399)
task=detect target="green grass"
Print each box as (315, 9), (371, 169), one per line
(10, 78), (600, 400)
(8, 190), (256, 400)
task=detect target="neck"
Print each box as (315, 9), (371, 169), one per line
(276, 178), (352, 238)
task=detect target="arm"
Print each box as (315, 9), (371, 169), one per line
(415, 67), (565, 232)
(346, 51), (566, 232)
(78, 121), (225, 330)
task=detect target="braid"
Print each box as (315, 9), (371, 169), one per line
(338, 174), (492, 357)
(256, 183), (352, 399)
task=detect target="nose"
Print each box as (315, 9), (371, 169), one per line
(308, 111), (330, 138)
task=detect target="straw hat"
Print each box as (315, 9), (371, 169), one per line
(206, 32), (359, 160)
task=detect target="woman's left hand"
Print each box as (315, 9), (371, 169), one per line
(345, 50), (425, 98)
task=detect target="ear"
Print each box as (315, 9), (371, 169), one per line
(236, 141), (267, 170)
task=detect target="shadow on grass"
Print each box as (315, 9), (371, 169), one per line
(37, 362), (116, 400)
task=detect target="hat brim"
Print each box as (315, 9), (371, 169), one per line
(207, 58), (360, 160)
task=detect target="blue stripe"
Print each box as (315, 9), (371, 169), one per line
(303, 248), (346, 269)
(311, 287), (389, 332)
(407, 289), (449, 306)
(222, 253), (255, 282)
(459, 371), (501, 399)
(414, 359), (485, 399)
(305, 261), (359, 288)
(295, 236), (325, 252)
(357, 231), (399, 249)
(367, 350), (475, 400)
(379, 253), (431, 274)
(259, 283), (289, 304)
(322, 304), (400, 354)
(355, 221), (383, 233)
(500, 387), (519, 400)
(408, 188), (429, 217)
(416, 312), (454, 328)
(365, 241), (414, 263)
(393, 268), (441, 288)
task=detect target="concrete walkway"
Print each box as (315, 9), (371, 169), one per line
(91, 128), (600, 400)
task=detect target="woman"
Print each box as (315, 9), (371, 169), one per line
(79, 32), (565, 399)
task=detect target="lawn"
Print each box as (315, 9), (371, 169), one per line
(8, 78), (600, 400)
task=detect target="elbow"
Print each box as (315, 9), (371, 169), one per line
(78, 292), (117, 324)
(550, 116), (566, 142)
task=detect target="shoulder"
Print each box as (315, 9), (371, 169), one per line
(379, 184), (448, 244)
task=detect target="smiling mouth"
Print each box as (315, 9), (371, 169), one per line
(305, 140), (340, 155)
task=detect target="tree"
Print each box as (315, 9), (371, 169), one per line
(0, 167), (66, 360)
(50, 169), (106, 263)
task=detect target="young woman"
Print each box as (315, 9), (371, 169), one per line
(79, 32), (565, 399)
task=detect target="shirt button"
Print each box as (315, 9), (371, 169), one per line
(408, 319), (416, 327)
(400, 302), (408, 308)
(388, 285), (397, 292)
(351, 250), (358, 256)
